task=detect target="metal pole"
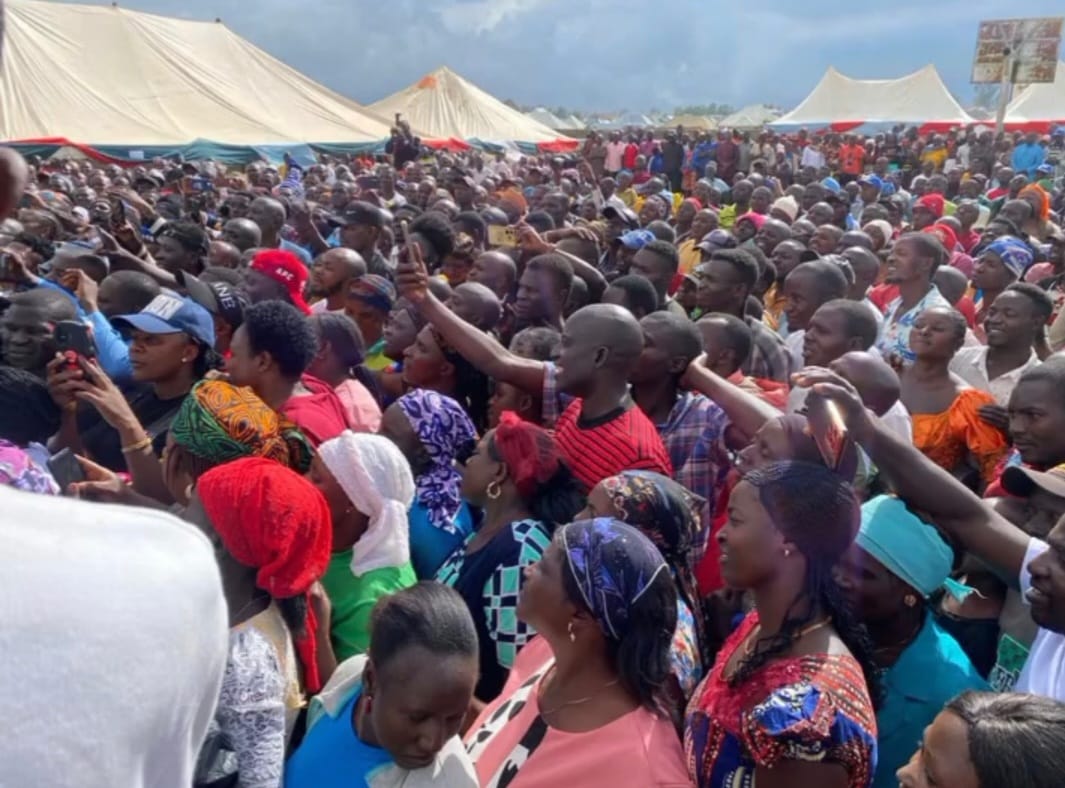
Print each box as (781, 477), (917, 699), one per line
(995, 45), (1012, 135)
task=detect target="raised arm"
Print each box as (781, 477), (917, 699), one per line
(395, 250), (546, 394)
(797, 368), (1029, 583)
(681, 355), (780, 440)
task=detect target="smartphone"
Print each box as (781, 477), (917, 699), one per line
(108, 194), (126, 228)
(54, 320), (97, 367)
(808, 398), (852, 473)
(48, 448), (85, 493)
(487, 225), (518, 248)
(356, 175), (381, 191)
(187, 177), (213, 193)
(399, 219), (420, 263)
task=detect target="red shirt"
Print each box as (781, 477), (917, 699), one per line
(554, 400), (672, 493)
(623, 143), (639, 171)
(957, 228), (981, 254)
(839, 143), (865, 176)
(280, 374), (351, 447)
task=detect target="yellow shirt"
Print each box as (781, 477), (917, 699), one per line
(617, 187), (638, 208)
(678, 238), (701, 275)
(718, 203), (738, 230)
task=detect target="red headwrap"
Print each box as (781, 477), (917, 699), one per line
(491, 411), (561, 499)
(198, 456), (332, 693)
(924, 222), (959, 252)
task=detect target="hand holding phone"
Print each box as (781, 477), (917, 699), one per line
(487, 224), (518, 248)
(48, 448), (86, 494)
(53, 320), (97, 370)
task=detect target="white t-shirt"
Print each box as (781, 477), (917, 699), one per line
(0, 489), (229, 788)
(1015, 538), (1065, 700)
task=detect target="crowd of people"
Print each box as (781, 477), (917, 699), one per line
(3, 120), (1065, 788)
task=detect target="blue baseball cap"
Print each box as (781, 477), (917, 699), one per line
(857, 174), (884, 191)
(113, 293), (216, 349)
(619, 229), (655, 250)
(821, 176), (842, 194)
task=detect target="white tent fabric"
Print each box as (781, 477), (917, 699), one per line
(720, 105), (779, 129)
(770, 65), (974, 133)
(526, 108), (567, 130)
(0, 0), (393, 146)
(369, 67), (570, 144)
(563, 114), (586, 130)
(1005, 62), (1065, 130)
(666, 114), (718, 131)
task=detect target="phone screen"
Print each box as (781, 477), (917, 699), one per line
(487, 225), (517, 248)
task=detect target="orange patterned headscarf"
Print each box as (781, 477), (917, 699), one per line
(170, 380), (312, 472)
(1020, 184), (1051, 222)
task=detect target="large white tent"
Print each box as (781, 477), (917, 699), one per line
(770, 65), (974, 134)
(665, 114), (718, 131)
(525, 108), (567, 130)
(0, 0), (394, 161)
(720, 104), (780, 130)
(369, 67), (575, 148)
(1005, 61), (1065, 132)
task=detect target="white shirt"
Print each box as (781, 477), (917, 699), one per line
(309, 298), (345, 315)
(0, 489), (228, 788)
(801, 146), (826, 169)
(1015, 538), (1065, 700)
(949, 345), (1041, 407)
(605, 142), (626, 172)
(784, 330), (805, 373)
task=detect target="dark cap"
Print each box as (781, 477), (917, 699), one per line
(1002, 464), (1065, 500)
(602, 204), (639, 228)
(328, 200), (387, 229)
(178, 271), (248, 329)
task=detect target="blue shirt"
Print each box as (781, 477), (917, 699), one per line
(284, 689), (394, 788)
(408, 500), (474, 580)
(1011, 142), (1046, 178)
(35, 279), (132, 382)
(873, 614), (987, 788)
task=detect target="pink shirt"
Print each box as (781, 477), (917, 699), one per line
(465, 638), (692, 787)
(334, 379), (382, 433)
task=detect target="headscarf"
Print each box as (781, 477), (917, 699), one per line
(347, 274), (396, 313)
(983, 236), (1033, 279)
(599, 471), (707, 652)
(170, 381), (313, 473)
(492, 410), (561, 499)
(772, 195), (799, 222)
(396, 390), (477, 533)
(1020, 183), (1051, 222)
(857, 495), (971, 600)
(924, 222), (959, 252)
(683, 197), (703, 212)
(864, 219), (894, 248)
(197, 457), (332, 693)
(561, 518), (669, 641)
(0, 440), (58, 495)
(318, 431), (415, 576)
(776, 414), (859, 482)
(735, 212), (766, 232)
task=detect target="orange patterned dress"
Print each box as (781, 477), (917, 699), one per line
(911, 388), (1009, 484)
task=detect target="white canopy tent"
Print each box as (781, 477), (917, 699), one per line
(369, 67), (574, 146)
(525, 108), (567, 130)
(0, 0), (393, 160)
(770, 65), (974, 134)
(1005, 61), (1065, 132)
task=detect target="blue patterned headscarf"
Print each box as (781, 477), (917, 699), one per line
(397, 389), (477, 534)
(561, 518), (669, 640)
(983, 236), (1033, 279)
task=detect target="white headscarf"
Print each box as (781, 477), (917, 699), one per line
(318, 431), (416, 576)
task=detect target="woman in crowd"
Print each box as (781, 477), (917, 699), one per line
(188, 457), (331, 788)
(736, 412), (858, 480)
(310, 430), (418, 661)
(897, 691), (1065, 788)
(402, 324), (492, 431)
(685, 461), (879, 788)
(580, 470), (708, 703)
(970, 237), (1032, 339)
(837, 495), (987, 788)
(307, 312), (382, 433)
(285, 582), (479, 788)
(379, 389), (478, 578)
(1018, 183), (1059, 243)
(435, 411), (583, 706)
(733, 212), (766, 247)
(0, 440), (58, 494)
(378, 297), (427, 400)
(465, 518), (691, 786)
(47, 294), (218, 486)
(901, 306), (1008, 488)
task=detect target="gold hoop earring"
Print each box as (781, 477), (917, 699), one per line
(904, 594), (918, 608)
(567, 621), (576, 643)
(486, 480), (502, 500)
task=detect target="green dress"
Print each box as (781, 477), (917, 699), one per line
(322, 549), (416, 661)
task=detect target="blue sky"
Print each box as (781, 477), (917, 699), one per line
(54, 0), (1065, 111)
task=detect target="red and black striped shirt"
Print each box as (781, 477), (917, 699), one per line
(555, 400), (673, 493)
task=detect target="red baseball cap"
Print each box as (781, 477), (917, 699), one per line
(250, 249), (311, 315)
(914, 194), (945, 219)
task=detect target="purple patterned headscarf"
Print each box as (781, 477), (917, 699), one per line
(0, 440), (59, 495)
(561, 518), (669, 640)
(396, 389), (477, 534)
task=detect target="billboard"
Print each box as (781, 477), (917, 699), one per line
(972, 17), (1063, 84)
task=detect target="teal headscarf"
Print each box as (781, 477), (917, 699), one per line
(857, 495), (970, 600)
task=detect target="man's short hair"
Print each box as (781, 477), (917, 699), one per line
(700, 312), (752, 361)
(607, 275), (659, 317)
(710, 248), (759, 289)
(525, 253), (574, 295)
(819, 299), (879, 349)
(241, 300), (318, 379)
(1005, 282), (1053, 322)
(157, 221), (210, 255)
(642, 239), (680, 274)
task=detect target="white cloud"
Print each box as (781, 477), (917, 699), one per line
(438, 0), (556, 35)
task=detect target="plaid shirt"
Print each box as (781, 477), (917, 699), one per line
(744, 317), (794, 383)
(658, 392), (731, 559)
